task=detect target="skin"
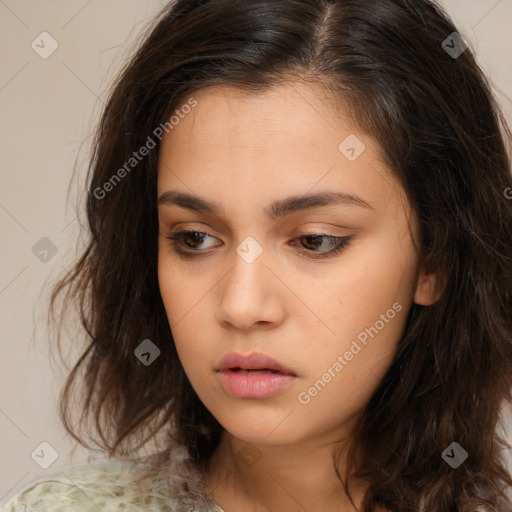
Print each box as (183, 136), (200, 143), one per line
(157, 81), (441, 512)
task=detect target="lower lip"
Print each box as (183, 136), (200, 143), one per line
(217, 370), (296, 398)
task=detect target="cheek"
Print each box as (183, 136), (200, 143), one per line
(157, 243), (202, 325)
(157, 249), (215, 377)
(296, 300), (410, 430)
(321, 237), (415, 328)
(301, 233), (417, 382)
(346, 225), (417, 305)
(158, 240), (241, 404)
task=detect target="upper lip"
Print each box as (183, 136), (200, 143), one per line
(216, 352), (297, 376)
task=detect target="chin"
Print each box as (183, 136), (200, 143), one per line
(216, 411), (302, 446)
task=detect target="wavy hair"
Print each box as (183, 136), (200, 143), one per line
(49, 0), (512, 510)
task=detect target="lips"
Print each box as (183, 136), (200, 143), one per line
(216, 352), (297, 376)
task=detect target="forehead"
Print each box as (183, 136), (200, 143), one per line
(157, 82), (384, 181)
(156, 82), (412, 228)
(160, 82), (354, 155)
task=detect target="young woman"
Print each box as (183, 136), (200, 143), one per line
(3, 0), (512, 511)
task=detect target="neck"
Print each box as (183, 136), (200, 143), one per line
(202, 431), (368, 512)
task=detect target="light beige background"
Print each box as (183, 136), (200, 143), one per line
(1, 0), (512, 505)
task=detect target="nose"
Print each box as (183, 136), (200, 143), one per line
(214, 246), (287, 331)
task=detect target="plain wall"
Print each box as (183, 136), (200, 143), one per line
(1, 0), (512, 504)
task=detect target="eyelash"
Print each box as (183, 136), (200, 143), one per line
(164, 230), (353, 259)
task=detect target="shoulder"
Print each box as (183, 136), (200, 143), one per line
(0, 457), (222, 512)
(0, 459), (143, 511)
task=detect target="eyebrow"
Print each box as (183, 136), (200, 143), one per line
(158, 190), (374, 220)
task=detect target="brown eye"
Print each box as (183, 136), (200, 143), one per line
(292, 234), (354, 258)
(165, 230), (353, 260)
(165, 230), (221, 256)
(176, 231), (208, 249)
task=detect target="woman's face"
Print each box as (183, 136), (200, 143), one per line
(157, 82), (437, 446)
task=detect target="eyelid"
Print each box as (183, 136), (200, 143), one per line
(164, 228), (354, 259)
(165, 229), (220, 248)
(163, 225), (352, 243)
(162, 220), (354, 237)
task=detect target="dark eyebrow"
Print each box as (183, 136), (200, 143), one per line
(158, 190), (374, 220)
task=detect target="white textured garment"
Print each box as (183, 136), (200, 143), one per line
(0, 449), (495, 512)
(0, 448), (225, 512)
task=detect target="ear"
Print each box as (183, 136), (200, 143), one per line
(413, 267), (445, 306)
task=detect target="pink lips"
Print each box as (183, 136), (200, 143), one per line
(215, 352), (297, 399)
(216, 352), (297, 375)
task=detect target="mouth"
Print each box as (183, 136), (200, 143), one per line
(228, 368), (282, 374)
(215, 352), (297, 377)
(216, 362), (297, 399)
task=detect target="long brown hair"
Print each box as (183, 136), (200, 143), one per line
(49, 0), (512, 510)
